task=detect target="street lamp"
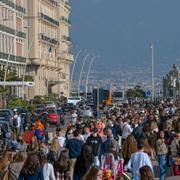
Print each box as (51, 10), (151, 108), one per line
(78, 53), (91, 96)
(85, 55), (100, 99)
(70, 49), (87, 92)
(151, 44), (155, 100)
(70, 50), (82, 83)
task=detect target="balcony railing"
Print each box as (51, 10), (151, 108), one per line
(47, 0), (58, 6)
(0, 52), (26, 63)
(0, 0), (26, 14)
(61, 53), (74, 62)
(40, 34), (59, 45)
(39, 13), (59, 26)
(0, 24), (26, 38)
(61, 35), (71, 43)
(65, 1), (70, 9)
(60, 16), (71, 25)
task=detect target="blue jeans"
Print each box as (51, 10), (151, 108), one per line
(157, 154), (167, 180)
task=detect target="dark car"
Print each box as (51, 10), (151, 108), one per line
(47, 109), (60, 125)
(0, 109), (14, 126)
(62, 103), (75, 113)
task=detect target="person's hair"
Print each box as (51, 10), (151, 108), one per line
(29, 136), (39, 151)
(137, 141), (144, 150)
(56, 127), (61, 132)
(31, 136), (38, 145)
(82, 144), (93, 164)
(51, 137), (61, 152)
(139, 165), (154, 180)
(157, 130), (164, 139)
(54, 149), (71, 173)
(122, 134), (138, 158)
(13, 152), (27, 162)
(20, 153), (41, 176)
(38, 152), (47, 167)
(142, 137), (152, 156)
(73, 129), (80, 137)
(0, 152), (10, 171)
(82, 165), (101, 180)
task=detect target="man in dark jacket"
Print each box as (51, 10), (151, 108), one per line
(86, 127), (102, 166)
(66, 129), (84, 180)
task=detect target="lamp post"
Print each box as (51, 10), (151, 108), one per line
(70, 50), (82, 83)
(78, 53), (91, 96)
(85, 55), (98, 99)
(151, 44), (155, 100)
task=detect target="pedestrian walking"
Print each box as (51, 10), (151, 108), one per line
(156, 130), (168, 180)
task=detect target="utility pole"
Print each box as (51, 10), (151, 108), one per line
(151, 44), (155, 100)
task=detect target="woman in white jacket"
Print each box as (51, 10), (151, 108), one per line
(39, 153), (56, 180)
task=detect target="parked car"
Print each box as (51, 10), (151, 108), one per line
(0, 109), (14, 126)
(62, 103), (75, 112)
(67, 96), (82, 106)
(45, 101), (57, 109)
(82, 107), (93, 117)
(47, 109), (60, 125)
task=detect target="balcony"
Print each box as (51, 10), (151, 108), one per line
(60, 16), (71, 25)
(47, 0), (58, 6)
(0, 0), (26, 14)
(39, 13), (59, 27)
(59, 52), (74, 63)
(0, 24), (26, 38)
(65, 1), (71, 10)
(0, 52), (26, 63)
(61, 35), (71, 43)
(40, 34), (59, 46)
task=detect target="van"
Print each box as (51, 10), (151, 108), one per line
(67, 96), (82, 106)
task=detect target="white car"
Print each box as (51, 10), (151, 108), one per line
(82, 107), (93, 117)
(67, 96), (82, 106)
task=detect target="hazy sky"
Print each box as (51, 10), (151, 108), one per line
(70, 0), (180, 74)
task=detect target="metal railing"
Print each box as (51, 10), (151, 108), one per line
(0, 0), (26, 14)
(47, 0), (58, 6)
(60, 16), (71, 25)
(0, 24), (26, 38)
(0, 52), (26, 63)
(61, 35), (71, 42)
(40, 34), (59, 45)
(39, 13), (59, 26)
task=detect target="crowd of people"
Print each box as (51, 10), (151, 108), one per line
(0, 98), (180, 180)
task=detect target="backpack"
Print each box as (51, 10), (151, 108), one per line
(13, 118), (18, 127)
